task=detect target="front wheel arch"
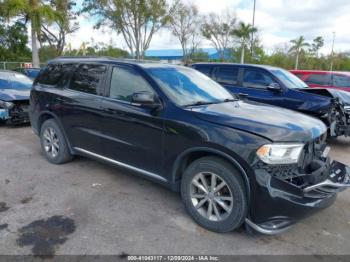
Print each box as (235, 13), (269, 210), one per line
(172, 147), (251, 202)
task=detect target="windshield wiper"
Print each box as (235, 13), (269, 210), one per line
(222, 98), (238, 102)
(184, 98), (238, 107)
(183, 101), (219, 107)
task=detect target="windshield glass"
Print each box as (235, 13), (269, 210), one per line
(0, 72), (32, 89)
(271, 69), (308, 89)
(146, 66), (234, 106)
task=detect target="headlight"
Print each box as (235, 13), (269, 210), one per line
(0, 101), (14, 109)
(256, 143), (304, 165)
(345, 106), (350, 114)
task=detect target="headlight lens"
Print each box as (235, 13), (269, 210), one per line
(0, 101), (14, 109)
(345, 106), (350, 114)
(257, 143), (304, 165)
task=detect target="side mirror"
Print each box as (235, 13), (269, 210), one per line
(267, 82), (282, 92)
(132, 92), (161, 109)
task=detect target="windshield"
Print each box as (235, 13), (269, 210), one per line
(146, 66), (234, 106)
(0, 72), (33, 89)
(271, 69), (308, 89)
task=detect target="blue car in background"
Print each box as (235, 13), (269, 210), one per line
(191, 63), (350, 138)
(14, 67), (41, 80)
(0, 70), (32, 124)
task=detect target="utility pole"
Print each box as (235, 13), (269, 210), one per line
(330, 32), (336, 71)
(250, 0), (256, 56)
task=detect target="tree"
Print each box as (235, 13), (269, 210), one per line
(168, 0), (199, 63)
(0, 19), (31, 61)
(289, 36), (309, 70)
(233, 21), (257, 64)
(83, 0), (170, 59)
(201, 10), (236, 61)
(39, 0), (79, 56)
(309, 36), (324, 58)
(1, 0), (61, 67)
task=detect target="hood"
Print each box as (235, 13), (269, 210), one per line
(298, 87), (350, 107)
(0, 88), (30, 102)
(294, 88), (332, 113)
(327, 89), (350, 106)
(190, 101), (327, 143)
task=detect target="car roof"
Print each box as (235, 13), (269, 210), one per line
(191, 62), (282, 70)
(49, 56), (186, 70)
(0, 70), (29, 77)
(291, 70), (350, 76)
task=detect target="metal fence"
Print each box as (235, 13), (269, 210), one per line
(0, 62), (46, 70)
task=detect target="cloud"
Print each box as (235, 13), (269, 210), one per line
(64, 0), (350, 54)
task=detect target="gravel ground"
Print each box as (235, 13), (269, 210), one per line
(0, 125), (349, 256)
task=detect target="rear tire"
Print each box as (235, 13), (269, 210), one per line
(181, 156), (248, 233)
(40, 119), (73, 164)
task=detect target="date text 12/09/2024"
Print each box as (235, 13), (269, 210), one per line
(127, 256), (219, 261)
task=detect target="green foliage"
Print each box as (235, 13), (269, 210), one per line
(201, 11), (236, 61)
(39, 0), (79, 55)
(82, 0), (170, 59)
(62, 43), (129, 59)
(0, 19), (31, 61)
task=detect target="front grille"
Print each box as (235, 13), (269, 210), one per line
(8, 100), (30, 124)
(299, 133), (327, 170)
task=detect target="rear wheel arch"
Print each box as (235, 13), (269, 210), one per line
(38, 112), (74, 154)
(172, 147), (251, 200)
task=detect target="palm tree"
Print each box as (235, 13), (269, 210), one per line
(233, 22), (257, 64)
(1, 0), (61, 67)
(289, 36), (309, 70)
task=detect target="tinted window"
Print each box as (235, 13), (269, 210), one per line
(109, 67), (154, 102)
(293, 73), (304, 79)
(195, 66), (212, 77)
(305, 74), (331, 86)
(37, 64), (73, 86)
(333, 75), (350, 87)
(69, 64), (107, 95)
(216, 67), (239, 85)
(243, 69), (274, 89)
(146, 66), (233, 106)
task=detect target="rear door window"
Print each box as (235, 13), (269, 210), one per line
(69, 64), (107, 95)
(243, 69), (274, 89)
(333, 75), (350, 87)
(195, 66), (212, 77)
(216, 67), (239, 85)
(305, 74), (332, 86)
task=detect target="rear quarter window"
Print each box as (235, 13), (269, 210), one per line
(36, 64), (74, 86)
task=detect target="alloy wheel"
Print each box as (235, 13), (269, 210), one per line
(190, 172), (234, 221)
(43, 127), (60, 158)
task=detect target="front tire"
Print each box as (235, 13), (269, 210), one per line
(40, 119), (73, 164)
(181, 156), (248, 233)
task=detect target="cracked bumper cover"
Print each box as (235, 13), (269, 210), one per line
(248, 159), (350, 234)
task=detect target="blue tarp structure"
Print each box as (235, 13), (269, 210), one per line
(145, 48), (231, 60)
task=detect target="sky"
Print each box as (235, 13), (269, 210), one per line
(65, 0), (350, 55)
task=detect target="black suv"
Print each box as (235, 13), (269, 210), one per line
(30, 57), (350, 234)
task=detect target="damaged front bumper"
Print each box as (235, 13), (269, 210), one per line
(0, 100), (30, 124)
(247, 159), (350, 235)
